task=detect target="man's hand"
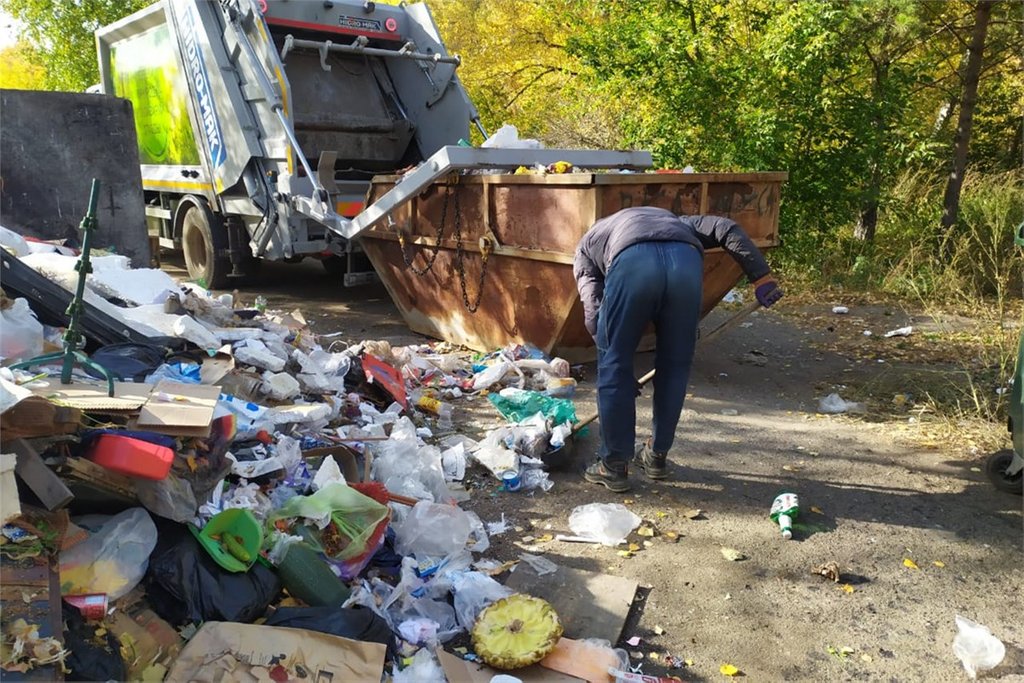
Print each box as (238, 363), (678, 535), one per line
(754, 276), (783, 308)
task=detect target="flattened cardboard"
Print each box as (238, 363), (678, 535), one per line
(166, 622), (387, 683)
(136, 380), (218, 437)
(437, 650), (584, 683)
(26, 380), (151, 412)
(505, 563), (638, 645)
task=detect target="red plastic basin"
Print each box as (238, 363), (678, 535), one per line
(86, 434), (174, 480)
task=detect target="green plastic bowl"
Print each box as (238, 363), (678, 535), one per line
(190, 508), (263, 573)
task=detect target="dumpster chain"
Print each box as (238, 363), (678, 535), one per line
(395, 182), (453, 276)
(453, 188), (491, 313)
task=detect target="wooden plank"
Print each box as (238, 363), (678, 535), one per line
(504, 563), (638, 645)
(1, 398), (80, 440)
(8, 439), (73, 510)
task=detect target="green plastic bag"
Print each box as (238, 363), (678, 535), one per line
(265, 483), (389, 578)
(488, 388), (577, 424)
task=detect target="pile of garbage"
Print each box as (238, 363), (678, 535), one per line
(0, 226), (644, 681)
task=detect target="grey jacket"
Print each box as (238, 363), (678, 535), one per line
(573, 206), (771, 335)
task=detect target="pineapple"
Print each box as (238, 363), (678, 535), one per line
(471, 594), (563, 670)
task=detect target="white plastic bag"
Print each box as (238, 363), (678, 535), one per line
(393, 648), (446, 683)
(261, 371), (300, 399)
(396, 501), (472, 558)
(568, 503), (641, 546)
(0, 298), (43, 362)
(59, 508), (158, 600)
(481, 123), (541, 150)
(452, 571), (514, 629)
(817, 392), (866, 414)
(953, 615), (1005, 679)
(233, 339), (286, 372)
(519, 553), (557, 575)
(473, 361), (513, 391)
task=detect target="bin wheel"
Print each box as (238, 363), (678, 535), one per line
(322, 255), (347, 276)
(985, 449), (1023, 494)
(181, 204), (229, 289)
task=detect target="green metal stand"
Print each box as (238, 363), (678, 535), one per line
(11, 179), (115, 397)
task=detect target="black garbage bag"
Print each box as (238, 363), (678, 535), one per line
(87, 343), (167, 382)
(144, 523), (280, 626)
(63, 604), (125, 682)
(264, 606), (394, 657)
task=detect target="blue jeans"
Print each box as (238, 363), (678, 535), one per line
(596, 241), (703, 467)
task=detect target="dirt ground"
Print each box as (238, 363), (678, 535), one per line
(170, 255), (1024, 682)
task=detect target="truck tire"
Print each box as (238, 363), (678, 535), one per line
(181, 203), (230, 289)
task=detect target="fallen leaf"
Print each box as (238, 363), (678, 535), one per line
(683, 509), (703, 520)
(628, 542), (641, 552)
(860, 653), (873, 663)
(932, 560), (945, 568)
(720, 663), (741, 676)
(186, 455), (198, 473)
(685, 659), (695, 666)
(536, 534), (554, 543)
(721, 547), (747, 562)
(811, 561), (841, 582)
(810, 506), (824, 514)
(643, 540), (654, 548)
(648, 652), (660, 661)
(903, 558), (919, 570)
(664, 531), (680, 542)
(840, 584), (855, 594)
(654, 625), (666, 635)
(623, 499), (635, 505)
(617, 550), (635, 558)
(637, 526), (656, 537)
(656, 511), (668, 519)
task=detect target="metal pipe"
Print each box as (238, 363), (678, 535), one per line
(287, 37), (461, 66)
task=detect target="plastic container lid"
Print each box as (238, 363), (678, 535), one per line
(190, 508), (263, 573)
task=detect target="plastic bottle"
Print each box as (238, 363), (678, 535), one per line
(411, 389), (453, 428)
(770, 492), (799, 539)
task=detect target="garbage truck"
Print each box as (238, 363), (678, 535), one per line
(95, 0), (651, 288)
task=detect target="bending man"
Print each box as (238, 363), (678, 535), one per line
(573, 207), (782, 492)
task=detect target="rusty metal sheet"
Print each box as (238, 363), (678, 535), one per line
(362, 172), (785, 360)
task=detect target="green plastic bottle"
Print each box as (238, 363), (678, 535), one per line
(770, 492), (800, 540)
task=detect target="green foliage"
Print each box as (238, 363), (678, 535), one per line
(0, 42), (46, 89)
(0, 0), (153, 91)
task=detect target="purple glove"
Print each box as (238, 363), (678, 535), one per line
(755, 279), (783, 308)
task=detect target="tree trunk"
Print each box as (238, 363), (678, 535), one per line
(855, 202), (878, 242)
(940, 0), (995, 235)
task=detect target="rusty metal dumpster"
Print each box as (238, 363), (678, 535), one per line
(360, 171), (786, 360)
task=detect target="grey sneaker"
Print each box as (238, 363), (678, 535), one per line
(633, 442), (669, 480)
(583, 460), (631, 492)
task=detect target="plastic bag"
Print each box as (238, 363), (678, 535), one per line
(261, 371), (300, 399)
(481, 123), (541, 150)
(472, 361), (513, 391)
(0, 298), (43, 362)
(371, 417), (451, 504)
(393, 648), (446, 683)
(568, 503), (641, 546)
(266, 482), (390, 579)
(953, 615), (1005, 679)
(233, 339), (286, 372)
(521, 467), (554, 492)
(817, 392), (866, 414)
(134, 471), (198, 523)
(489, 388), (577, 425)
(144, 361), (201, 385)
(395, 501), (471, 559)
(452, 571), (514, 629)
(519, 553), (558, 575)
(145, 525), (280, 626)
(59, 508), (158, 600)
(264, 605), (393, 655)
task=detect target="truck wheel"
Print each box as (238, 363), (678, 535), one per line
(181, 204), (229, 289)
(985, 450), (1023, 494)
